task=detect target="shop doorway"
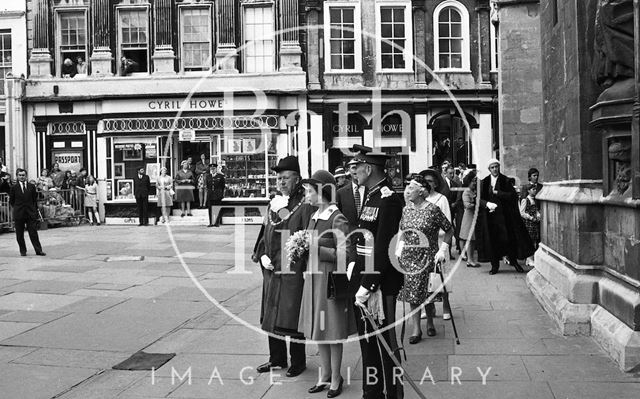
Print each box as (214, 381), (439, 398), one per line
(179, 141), (210, 170)
(431, 114), (471, 168)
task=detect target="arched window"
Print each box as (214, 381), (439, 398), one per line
(434, 1), (470, 71)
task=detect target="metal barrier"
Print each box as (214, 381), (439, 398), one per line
(0, 192), (12, 231)
(37, 188), (86, 227)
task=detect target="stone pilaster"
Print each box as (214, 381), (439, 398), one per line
(412, 0), (428, 86)
(152, 0), (176, 74)
(216, 0), (238, 73)
(29, 0), (52, 77)
(306, 2), (322, 89)
(279, 0), (302, 71)
(91, 0), (113, 76)
(477, 0), (492, 83)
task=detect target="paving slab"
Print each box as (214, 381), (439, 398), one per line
(56, 296), (129, 314)
(522, 354), (640, 382)
(5, 280), (92, 294)
(11, 347), (131, 369)
(0, 345), (38, 363)
(0, 292), (86, 312)
(0, 363), (98, 399)
(0, 321), (41, 341)
(167, 376), (272, 399)
(548, 381), (640, 399)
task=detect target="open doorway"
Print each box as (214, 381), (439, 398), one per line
(431, 114), (470, 167)
(179, 141), (210, 172)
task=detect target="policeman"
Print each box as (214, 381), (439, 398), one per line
(348, 145), (404, 399)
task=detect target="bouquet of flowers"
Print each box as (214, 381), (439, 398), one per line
(285, 230), (311, 265)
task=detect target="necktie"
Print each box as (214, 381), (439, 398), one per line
(21, 182), (25, 193)
(354, 186), (362, 216)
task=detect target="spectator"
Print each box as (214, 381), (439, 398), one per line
(0, 157), (7, 173)
(398, 173), (453, 341)
(195, 154), (209, 209)
(520, 183), (541, 268)
(156, 166), (173, 224)
(81, 175), (100, 225)
(134, 166), (151, 226)
(443, 164), (463, 256)
(61, 58), (77, 78)
(0, 172), (12, 194)
(333, 166), (349, 189)
(520, 168), (543, 199)
(76, 168), (88, 189)
(459, 170), (494, 268)
(36, 168), (54, 191)
(120, 56), (139, 75)
(49, 163), (65, 188)
(455, 137), (468, 165)
(175, 160), (195, 217)
(9, 168), (45, 256)
(76, 56), (87, 75)
(478, 159), (535, 274)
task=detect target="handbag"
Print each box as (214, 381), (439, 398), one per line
(327, 271), (350, 300)
(427, 263), (453, 294)
(169, 188), (175, 196)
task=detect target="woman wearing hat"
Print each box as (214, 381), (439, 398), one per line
(299, 170), (355, 397)
(397, 174), (453, 341)
(175, 160), (195, 217)
(156, 166), (173, 223)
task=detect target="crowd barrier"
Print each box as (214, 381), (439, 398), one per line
(0, 193), (12, 231)
(36, 188), (86, 227)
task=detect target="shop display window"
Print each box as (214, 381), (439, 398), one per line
(110, 138), (159, 201)
(217, 133), (277, 199)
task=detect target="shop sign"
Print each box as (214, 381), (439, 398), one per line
(147, 98), (227, 111)
(52, 151), (83, 172)
(379, 113), (409, 137)
(331, 113), (367, 137)
(179, 129), (195, 142)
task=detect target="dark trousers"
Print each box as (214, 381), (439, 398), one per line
(354, 295), (404, 399)
(135, 195), (149, 225)
(268, 333), (306, 367)
(207, 199), (222, 226)
(490, 247), (520, 272)
(15, 217), (42, 254)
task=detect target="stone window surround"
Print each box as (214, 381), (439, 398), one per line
(54, 6), (89, 78)
(375, 0), (414, 73)
(323, 1), (363, 73)
(177, 3), (214, 73)
(433, 0), (471, 73)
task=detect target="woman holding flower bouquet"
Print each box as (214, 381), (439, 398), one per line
(298, 170), (356, 397)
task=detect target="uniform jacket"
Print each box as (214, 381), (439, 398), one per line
(134, 174), (151, 198)
(253, 186), (317, 334)
(205, 172), (226, 202)
(336, 183), (367, 229)
(348, 179), (404, 297)
(9, 182), (39, 220)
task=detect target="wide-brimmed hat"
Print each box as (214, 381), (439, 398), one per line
(272, 156), (300, 174)
(302, 170), (337, 201)
(419, 168), (446, 191)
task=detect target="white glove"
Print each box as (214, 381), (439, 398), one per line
(395, 239), (405, 259)
(435, 242), (448, 264)
(260, 255), (274, 271)
(486, 201), (497, 212)
(346, 262), (355, 281)
(354, 286), (371, 307)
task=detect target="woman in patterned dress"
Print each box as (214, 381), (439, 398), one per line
(520, 183), (541, 267)
(397, 174), (453, 343)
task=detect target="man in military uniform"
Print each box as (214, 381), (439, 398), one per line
(348, 145), (404, 399)
(252, 156), (316, 378)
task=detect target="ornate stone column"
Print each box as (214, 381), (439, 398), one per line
(152, 0), (176, 74)
(216, 0), (238, 73)
(29, 0), (52, 77)
(91, 0), (113, 76)
(306, 1), (322, 88)
(412, 0), (427, 86)
(279, 0), (303, 71)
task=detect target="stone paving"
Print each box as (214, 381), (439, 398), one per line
(0, 225), (639, 399)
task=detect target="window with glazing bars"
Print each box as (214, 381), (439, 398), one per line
(380, 7), (406, 69)
(329, 7), (356, 70)
(243, 6), (275, 73)
(0, 31), (10, 95)
(181, 7), (212, 71)
(119, 9), (149, 73)
(438, 7), (463, 69)
(59, 12), (88, 76)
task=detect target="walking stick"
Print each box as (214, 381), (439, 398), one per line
(436, 261), (460, 345)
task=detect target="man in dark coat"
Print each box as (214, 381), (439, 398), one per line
(478, 159), (534, 274)
(336, 159), (367, 230)
(252, 156), (316, 378)
(443, 164), (463, 255)
(134, 166), (151, 226)
(348, 145), (404, 399)
(204, 163), (225, 227)
(9, 168), (45, 256)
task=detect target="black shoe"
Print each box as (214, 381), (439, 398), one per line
(36, 252), (46, 256)
(256, 361), (287, 373)
(512, 263), (525, 273)
(409, 332), (422, 344)
(466, 262), (481, 268)
(207, 224), (214, 227)
(327, 376), (344, 398)
(489, 269), (499, 275)
(426, 327), (436, 337)
(308, 381), (330, 394)
(286, 364), (306, 377)
(20, 252), (26, 256)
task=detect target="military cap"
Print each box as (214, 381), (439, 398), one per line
(349, 144), (390, 166)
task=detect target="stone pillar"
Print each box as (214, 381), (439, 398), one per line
(306, 2), (322, 89)
(280, 0), (303, 71)
(29, 0), (52, 77)
(476, 0), (492, 83)
(152, 0), (176, 74)
(91, 0), (113, 76)
(412, 0), (428, 85)
(216, 0), (238, 73)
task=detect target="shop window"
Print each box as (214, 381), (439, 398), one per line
(180, 6), (213, 72)
(434, 1), (470, 71)
(0, 30), (10, 95)
(111, 139), (158, 201)
(243, 5), (275, 73)
(376, 2), (413, 72)
(214, 134), (277, 199)
(118, 8), (149, 75)
(324, 3), (362, 72)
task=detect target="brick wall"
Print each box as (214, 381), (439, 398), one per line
(497, 1), (543, 185)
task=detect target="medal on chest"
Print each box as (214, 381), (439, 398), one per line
(360, 206), (379, 222)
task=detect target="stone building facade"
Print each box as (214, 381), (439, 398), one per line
(528, 0), (640, 371)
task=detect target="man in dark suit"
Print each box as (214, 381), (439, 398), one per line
(9, 168), (45, 256)
(336, 159), (366, 230)
(134, 166), (151, 226)
(443, 164), (462, 255)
